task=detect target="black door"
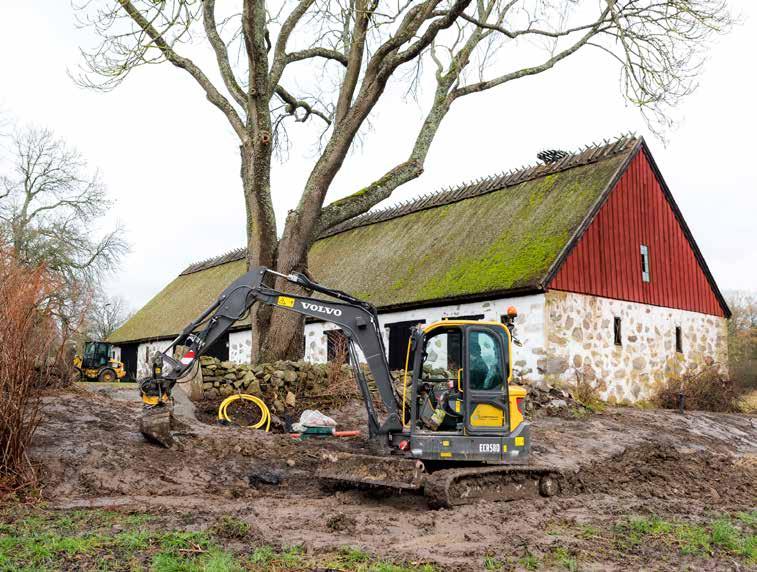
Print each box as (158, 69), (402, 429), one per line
(204, 332), (229, 361)
(120, 343), (138, 381)
(387, 320), (425, 370)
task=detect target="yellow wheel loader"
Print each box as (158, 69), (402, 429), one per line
(138, 266), (561, 507)
(74, 341), (126, 383)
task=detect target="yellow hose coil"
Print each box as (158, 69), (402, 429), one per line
(217, 394), (271, 432)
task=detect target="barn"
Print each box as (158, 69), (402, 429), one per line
(109, 135), (730, 403)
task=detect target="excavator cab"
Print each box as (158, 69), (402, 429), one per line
(402, 320), (528, 463)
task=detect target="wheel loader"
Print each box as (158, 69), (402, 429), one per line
(74, 341), (127, 383)
(138, 266), (561, 507)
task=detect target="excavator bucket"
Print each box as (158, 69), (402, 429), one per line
(139, 408), (175, 448)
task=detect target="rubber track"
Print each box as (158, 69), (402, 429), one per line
(423, 465), (562, 508)
(316, 452), (425, 491)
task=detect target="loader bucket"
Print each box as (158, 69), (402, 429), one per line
(139, 408), (175, 448)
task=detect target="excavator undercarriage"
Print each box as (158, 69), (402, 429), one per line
(138, 266), (561, 507)
(316, 451), (562, 508)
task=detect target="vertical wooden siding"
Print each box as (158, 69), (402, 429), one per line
(549, 150), (725, 317)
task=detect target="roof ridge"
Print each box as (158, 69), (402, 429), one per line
(178, 133), (639, 275)
(180, 247), (246, 275)
(318, 133), (638, 238)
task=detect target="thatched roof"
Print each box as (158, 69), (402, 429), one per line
(110, 135), (638, 344)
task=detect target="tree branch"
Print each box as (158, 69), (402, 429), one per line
(274, 85), (331, 125)
(451, 5), (612, 99)
(286, 47), (349, 67)
(269, 0), (315, 93)
(335, 0), (376, 126)
(117, 0), (247, 140)
(202, 0), (247, 111)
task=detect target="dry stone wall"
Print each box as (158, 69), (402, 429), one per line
(199, 356), (338, 406)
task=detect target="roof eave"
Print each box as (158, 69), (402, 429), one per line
(304, 286), (545, 324)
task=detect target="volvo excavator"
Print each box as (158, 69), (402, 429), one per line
(138, 266), (561, 507)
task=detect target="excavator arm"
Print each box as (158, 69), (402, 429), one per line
(140, 266), (402, 439)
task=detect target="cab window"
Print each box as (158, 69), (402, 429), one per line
(468, 330), (504, 391)
(422, 329), (462, 381)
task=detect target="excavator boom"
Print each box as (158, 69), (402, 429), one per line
(140, 266), (402, 442)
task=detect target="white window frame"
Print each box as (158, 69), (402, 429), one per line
(640, 244), (650, 283)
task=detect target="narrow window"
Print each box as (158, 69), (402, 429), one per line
(675, 326), (683, 353)
(613, 317), (622, 346)
(640, 244), (650, 283)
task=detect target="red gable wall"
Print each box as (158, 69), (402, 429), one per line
(549, 149), (725, 317)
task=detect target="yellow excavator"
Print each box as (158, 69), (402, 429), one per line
(74, 341), (126, 383)
(137, 266), (561, 507)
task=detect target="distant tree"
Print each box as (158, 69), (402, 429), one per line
(85, 294), (133, 341)
(76, 1), (731, 361)
(0, 126), (128, 324)
(726, 291), (756, 391)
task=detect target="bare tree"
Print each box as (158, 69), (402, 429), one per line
(75, 0), (730, 361)
(85, 294), (133, 341)
(725, 290), (756, 390)
(0, 126), (128, 324)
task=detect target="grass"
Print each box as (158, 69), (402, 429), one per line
(324, 547), (436, 572)
(0, 506), (438, 572)
(519, 553), (540, 570)
(210, 515), (250, 540)
(551, 547), (578, 571)
(614, 512), (756, 562)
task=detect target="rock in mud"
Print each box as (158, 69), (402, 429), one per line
(326, 512), (356, 532)
(248, 467), (284, 487)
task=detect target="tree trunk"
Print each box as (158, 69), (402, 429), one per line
(240, 141), (278, 363)
(259, 210), (312, 362)
(241, 137), (310, 363)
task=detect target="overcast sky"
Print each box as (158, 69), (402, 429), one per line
(1, 2), (755, 312)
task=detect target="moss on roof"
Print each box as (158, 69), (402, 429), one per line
(109, 258), (246, 343)
(110, 148), (630, 343)
(308, 153), (627, 307)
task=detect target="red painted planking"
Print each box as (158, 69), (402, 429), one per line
(550, 150), (725, 317)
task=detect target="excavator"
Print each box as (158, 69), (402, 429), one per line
(138, 266), (561, 507)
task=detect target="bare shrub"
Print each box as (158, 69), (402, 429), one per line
(654, 365), (739, 413)
(572, 370), (605, 412)
(0, 250), (61, 493)
(326, 330), (349, 386)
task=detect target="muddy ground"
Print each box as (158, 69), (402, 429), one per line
(23, 385), (757, 570)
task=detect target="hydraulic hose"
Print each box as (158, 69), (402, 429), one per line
(217, 394), (271, 432)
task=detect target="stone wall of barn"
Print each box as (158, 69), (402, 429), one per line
(136, 340), (173, 379)
(542, 291), (728, 403)
(303, 293), (548, 380)
(229, 330), (253, 363)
